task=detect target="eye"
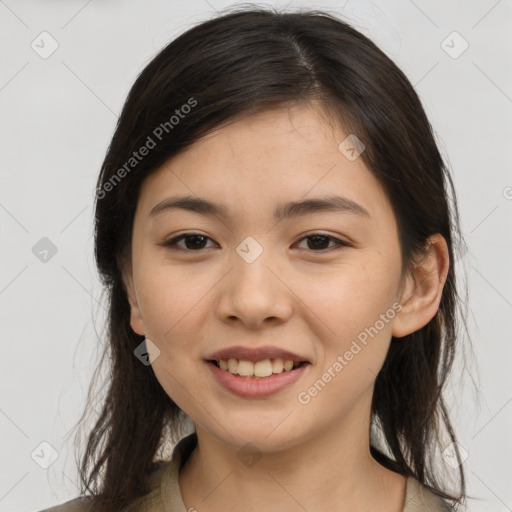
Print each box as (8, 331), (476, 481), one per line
(162, 232), (217, 251)
(161, 232), (349, 252)
(294, 233), (349, 252)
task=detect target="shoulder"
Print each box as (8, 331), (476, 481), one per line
(403, 476), (452, 512)
(36, 432), (197, 512)
(36, 496), (93, 512)
(33, 466), (168, 512)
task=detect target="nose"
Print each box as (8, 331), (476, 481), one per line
(215, 243), (293, 330)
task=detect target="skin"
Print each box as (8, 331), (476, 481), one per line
(123, 103), (449, 512)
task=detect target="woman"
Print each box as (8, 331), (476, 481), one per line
(41, 6), (469, 511)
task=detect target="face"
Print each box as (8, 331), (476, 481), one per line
(124, 103), (408, 452)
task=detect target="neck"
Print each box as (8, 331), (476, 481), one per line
(178, 392), (406, 512)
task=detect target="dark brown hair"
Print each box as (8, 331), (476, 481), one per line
(74, 5), (470, 510)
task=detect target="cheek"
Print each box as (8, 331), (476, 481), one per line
(135, 268), (210, 412)
(305, 258), (400, 363)
(133, 265), (201, 349)
(295, 263), (399, 415)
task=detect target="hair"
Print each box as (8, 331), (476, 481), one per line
(73, 5), (470, 511)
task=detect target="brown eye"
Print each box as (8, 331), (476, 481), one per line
(295, 234), (348, 252)
(163, 233), (216, 251)
(161, 232), (349, 253)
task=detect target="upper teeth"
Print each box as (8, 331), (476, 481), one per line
(218, 358), (298, 377)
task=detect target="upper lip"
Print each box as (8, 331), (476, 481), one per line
(207, 345), (310, 363)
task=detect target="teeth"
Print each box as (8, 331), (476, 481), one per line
(227, 358), (238, 374)
(237, 360), (254, 377)
(271, 358), (283, 373)
(254, 359), (273, 377)
(283, 360), (294, 371)
(216, 358), (300, 378)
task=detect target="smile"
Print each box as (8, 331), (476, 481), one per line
(207, 359), (310, 398)
(211, 358), (304, 378)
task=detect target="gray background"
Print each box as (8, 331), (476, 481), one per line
(1, 0), (511, 510)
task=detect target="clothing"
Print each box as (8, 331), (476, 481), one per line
(38, 432), (451, 512)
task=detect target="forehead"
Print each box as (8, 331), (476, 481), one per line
(183, 103), (346, 168)
(136, 104), (394, 226)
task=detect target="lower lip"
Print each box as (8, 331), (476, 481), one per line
(206, 361), (309, 398)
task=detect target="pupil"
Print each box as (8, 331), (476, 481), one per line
(308, 235), (328, 250)
(187, 235), (207, 249)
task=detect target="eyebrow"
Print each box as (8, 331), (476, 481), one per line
(149, 194), (370, 220)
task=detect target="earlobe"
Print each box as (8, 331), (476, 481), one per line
(122, 263), (145, 336)
(392, 234), (449, 338)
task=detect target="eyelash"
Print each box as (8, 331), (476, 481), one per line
(161, 232), (350, 253)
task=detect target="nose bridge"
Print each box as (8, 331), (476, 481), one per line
(232, 234), (276, 293)
(217, 234), (291, 326)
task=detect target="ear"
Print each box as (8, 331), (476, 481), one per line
(121, 261), (145, 336)
(392, 234), (450, 338)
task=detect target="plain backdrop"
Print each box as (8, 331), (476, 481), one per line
(0, 0), (511, 511)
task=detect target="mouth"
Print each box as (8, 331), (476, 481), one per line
(206, 357), (311, 398)
(207, 358), (309, 378)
